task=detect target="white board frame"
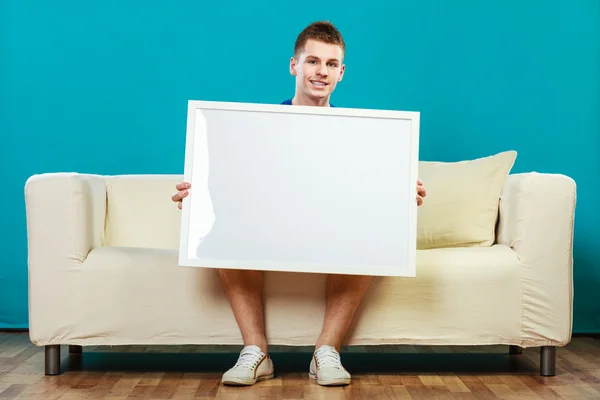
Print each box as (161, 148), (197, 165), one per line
(178, 100), (420, 277)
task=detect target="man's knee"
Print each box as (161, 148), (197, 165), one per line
(216, 268), (264, 285)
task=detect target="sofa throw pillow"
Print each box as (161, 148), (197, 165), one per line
(416, 150), (517, 249)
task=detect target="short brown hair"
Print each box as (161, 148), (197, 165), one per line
(294, 21), (345, 57)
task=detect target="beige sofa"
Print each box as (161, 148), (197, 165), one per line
(24, 151), (576, 377)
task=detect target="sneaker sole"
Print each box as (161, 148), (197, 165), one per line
(222, 373), (274, 386)
(309, 373), (351, 386)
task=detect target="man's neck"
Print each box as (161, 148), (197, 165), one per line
(291, 92), (331, 107)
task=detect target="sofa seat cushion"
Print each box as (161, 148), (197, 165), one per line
(36, 244), (522, 346)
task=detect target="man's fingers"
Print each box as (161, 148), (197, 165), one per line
(171, 190), (188, 202)
(173, 182), (190, 210)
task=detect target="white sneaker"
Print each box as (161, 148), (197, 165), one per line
(221, 345), (274, 386)
(309, 345), (351, 386)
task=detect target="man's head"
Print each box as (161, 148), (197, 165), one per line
(290, 21), (346, 106)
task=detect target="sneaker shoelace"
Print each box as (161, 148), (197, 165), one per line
(315, 346), (343, 370)
(233, 346), (264, 370)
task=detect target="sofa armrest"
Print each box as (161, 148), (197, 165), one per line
(497, 172), (576, 346)
(25, 173), (107, 262)
(24, 173), (106, 344)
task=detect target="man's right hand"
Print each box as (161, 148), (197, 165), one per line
(172, 182), (191, 210)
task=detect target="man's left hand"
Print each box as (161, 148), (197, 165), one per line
(416, 179), (427, 206)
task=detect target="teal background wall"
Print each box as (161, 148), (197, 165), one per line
(1, 1), (598, 332)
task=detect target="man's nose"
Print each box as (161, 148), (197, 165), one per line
(317, 63), (328, 76)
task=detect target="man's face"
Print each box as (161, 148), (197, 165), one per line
(290, 39), (345, 103)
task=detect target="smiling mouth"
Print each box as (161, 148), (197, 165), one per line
(310, 80), (328, 87)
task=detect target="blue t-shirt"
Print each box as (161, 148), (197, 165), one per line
(281, 99), (335, 107)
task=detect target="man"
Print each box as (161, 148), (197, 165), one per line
(172, 21), (427, 386)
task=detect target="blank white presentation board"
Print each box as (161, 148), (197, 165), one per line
(178, 100), (420, 277)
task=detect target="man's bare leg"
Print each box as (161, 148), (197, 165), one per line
(217, 268), (274, 385)
(315, 274), (374, 350)
(309, 274), (373, 386)
(217, 268), (268, 352)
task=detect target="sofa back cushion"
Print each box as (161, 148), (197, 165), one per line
(105, 174), (183, 249)
(416, 150), (517, 249)
(102, 151), (516, 251)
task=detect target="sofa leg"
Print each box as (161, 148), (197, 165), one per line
(509, 345), (522, 354)
(540, 346), (556, 376)
(45, 345), (61, 375)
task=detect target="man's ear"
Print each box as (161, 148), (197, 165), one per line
(289, 57), (298, 76)
(338, 64), (346, 82)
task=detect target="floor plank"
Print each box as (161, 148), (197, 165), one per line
(0, 332), (599, 399)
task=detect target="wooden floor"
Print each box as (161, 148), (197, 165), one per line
(1, 332), (600, 399)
